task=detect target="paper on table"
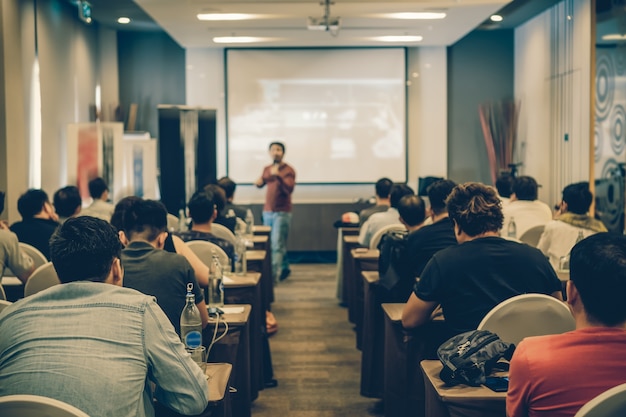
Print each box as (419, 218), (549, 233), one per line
(221, 306), (245, 314)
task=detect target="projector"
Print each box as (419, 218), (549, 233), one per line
(307, 16), (341, 31)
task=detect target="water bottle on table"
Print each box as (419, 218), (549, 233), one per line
(180, 283), (202, 349)
(208, 254), (224, 315)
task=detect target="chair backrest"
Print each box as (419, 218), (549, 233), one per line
(210, 223), (237, 245)
(575, 383), (626, 417)
(185, 240), (230, 271)
(477, 293), (575, 345)
(0, 283), (6, 301)
(519, 224), (545, 247)
(18, 242), (48, 270)
(0, 394), (90, 417)
(166, 213), (180, 232)
(369, 223), (405, 250)
(24, 262), (60, 297)
(0, 299), (12, 313)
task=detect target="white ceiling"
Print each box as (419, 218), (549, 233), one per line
(132, 0), (512, 48)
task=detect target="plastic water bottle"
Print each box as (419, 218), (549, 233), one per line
(208, 254), (224, 313)
(245, 208), (254, 237)
(234, 231), (247, 276)
(507, 216), (517, 238)
(559, 231), (586, 271)
(180, 283), (202, 349)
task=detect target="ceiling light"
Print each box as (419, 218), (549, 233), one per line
(384, 12), (446, 20)
(371, 35), (423, 43)
(117, 17), (131, 24)
(198, 13), (257, 21)
(602, 34), (626, 41)
(212, 36), (270, 44)
(490, 15), (503, 22)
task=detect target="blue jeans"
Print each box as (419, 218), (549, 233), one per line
(262, 211), (292, 281)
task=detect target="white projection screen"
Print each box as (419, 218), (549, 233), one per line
(226, 48), (407, 184)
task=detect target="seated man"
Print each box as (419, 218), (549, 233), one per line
(10, 189), (59, 259)
(538, 182), (607, 270)
(507, 233), (626, 417)
(218, 176), (249, 221)
(205, 183), (237, 233)
(53, 185), (82, 224)
(359, 183), (414, 247)
(401, 182), (562, 336)
(495, 172), (514, 206)
(176, 189), (236, 261)
(80, 177), (115, 221)
(502, 176), (552, 238)
(121, 199), (209, 336)
(0, 201), (34, 284)
(0, 216), (209, 417)
(359, 177), (393, 225)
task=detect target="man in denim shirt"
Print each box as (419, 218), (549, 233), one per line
(0, 216), (209, 417)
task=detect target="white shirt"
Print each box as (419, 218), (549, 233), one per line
(358, 207), (401, 247)
(80, 199), (115, 222)
(537, 220), (598, 271)
(502, 200), (553, 239)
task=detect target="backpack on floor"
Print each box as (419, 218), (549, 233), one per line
(377, 229), (410, 291)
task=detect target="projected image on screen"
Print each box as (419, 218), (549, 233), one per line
(226, 48), (407, 184)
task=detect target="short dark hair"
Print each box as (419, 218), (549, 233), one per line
(563, 182), (593, 215)
(446, 182), (504, 237)
(375, 178), (393, 199)
(217, 177), (236, 200)
(512, 176), (538, 201)
(495, 173), (514, 198)
(110, 196), (143, 232)
(570, 233), (626, 326)
(187, 190), (216, 224)
(390, 184), (415, 208)
(17, 189), (49, 219)
(124, 199), (167, 242)
(53, 186), (82, 218)
(398, 195), (426, 227)
(50, 216), (122, 283)
(88, 177), (109, 199)
(269, 142), (285, 152)
(427, 179), (457, 215)
(203, 184), (226, 213)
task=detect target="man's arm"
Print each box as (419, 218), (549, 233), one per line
(0, 229), (35, 284)
(401, 292), (438, 329)
(276, 166), (296, 194)
(144, 300), (209, 415)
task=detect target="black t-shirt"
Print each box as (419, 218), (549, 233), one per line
(10, 218), (59, 260)
(415, 236), (562, 335)
(405, 217), (457, 278)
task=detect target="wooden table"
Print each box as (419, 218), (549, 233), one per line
(360, 271), (384, 398)
(252, 225), (271, 236)
(246, 250), (272, 310)
(350, 248), (379, 349)
(341, 235), (362, 313)
(421, 360), (506, 417)
(336, 227), (359, 304)
(248, 237), (273, 307)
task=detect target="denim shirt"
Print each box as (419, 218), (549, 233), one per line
(0, 282), (209, 417)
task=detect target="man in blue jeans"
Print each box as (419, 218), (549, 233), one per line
(255, 141), (296, 282)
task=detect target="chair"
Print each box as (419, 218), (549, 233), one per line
(5, 243), (48, 277)
(369, 223), (405, 250)
(186, 240), (230, 271)
(23, 262), (60, 297)
(167, 213), (180, 231)
(574, 383), (626, 417)
(519, 224), (545, 247)
(0, 283), (6, 300)
(0, 299), (12, 313)
(0, 394), (90, 417)
(211, 223), (237, 245)
(477, 293), (575, 345)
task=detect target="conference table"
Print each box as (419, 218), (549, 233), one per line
(336, 226), (359, 305)
(349, 247), (379, 349)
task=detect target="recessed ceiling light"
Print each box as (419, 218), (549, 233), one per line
(198, 13), (258, 21)
(383, 12), (446, 20)
(117, 17), (131, 24)
(212, 36), (271, 44)
(602, 33), (626, 41)
(490, 15), (503, 22)
(371, 35), (423, 43)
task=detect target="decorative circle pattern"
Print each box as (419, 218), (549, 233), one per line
(610, 105), (626, 155)
(594, 122), (603, 162)
(597, 159), (623, 232)
(615, 45), (626, 76)
(601, 158), (620, 179)
(595, 52), (615, 121)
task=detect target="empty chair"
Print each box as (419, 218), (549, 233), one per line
(210, 223), (237, 245)
(575, 383), (626, 417)
(477, 293), (575, 345)
(0, 394), (90, 417)
(23, 262), (60, 297)
(0, 299), (12, 313)
(185, 240), (230, 271)
(519, 224), (545, 247)
(369, 223), (405, 250)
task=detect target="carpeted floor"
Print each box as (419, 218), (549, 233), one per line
(251, 263), (384, 417)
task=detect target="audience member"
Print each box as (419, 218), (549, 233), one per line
(359, 183), (413, 247)
(10, 189), (59, 259)
(176, 189), (236, 260)
(0, 216), (209, 416)
(120, 199), (209, 335)
(537, 182), (607, 270)
(495, 173), (514, 206)
(507, 233), (626, 417)
(80, 177), (115, 221)
(53, 185), (81, 223)
(502, 176), (552, 238)
(204, 183), (237, 233)
(218, 176), (248, 220)
(0, 193), (34, 284)
(401, 182), (562, 336)
(359, 177), (393, 225)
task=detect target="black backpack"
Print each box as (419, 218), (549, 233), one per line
(377, 229), (410, 291)
(437, 330), (515, 386)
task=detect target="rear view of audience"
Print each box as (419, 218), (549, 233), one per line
(53, 185), (82, 224)
(507, 233), (626, 417)
(10, 189), (59, 259)
(359, 183), (414, 247)
(359, 177), (392, 225)
(502, 176), (552, 239)
(80, 177), (114, 221)
(217, 176), (248, 221)
(0, 192), (34, 284)
(495, 173), (514, 206)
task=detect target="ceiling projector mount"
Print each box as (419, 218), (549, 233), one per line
(307, 0), (341, 35)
